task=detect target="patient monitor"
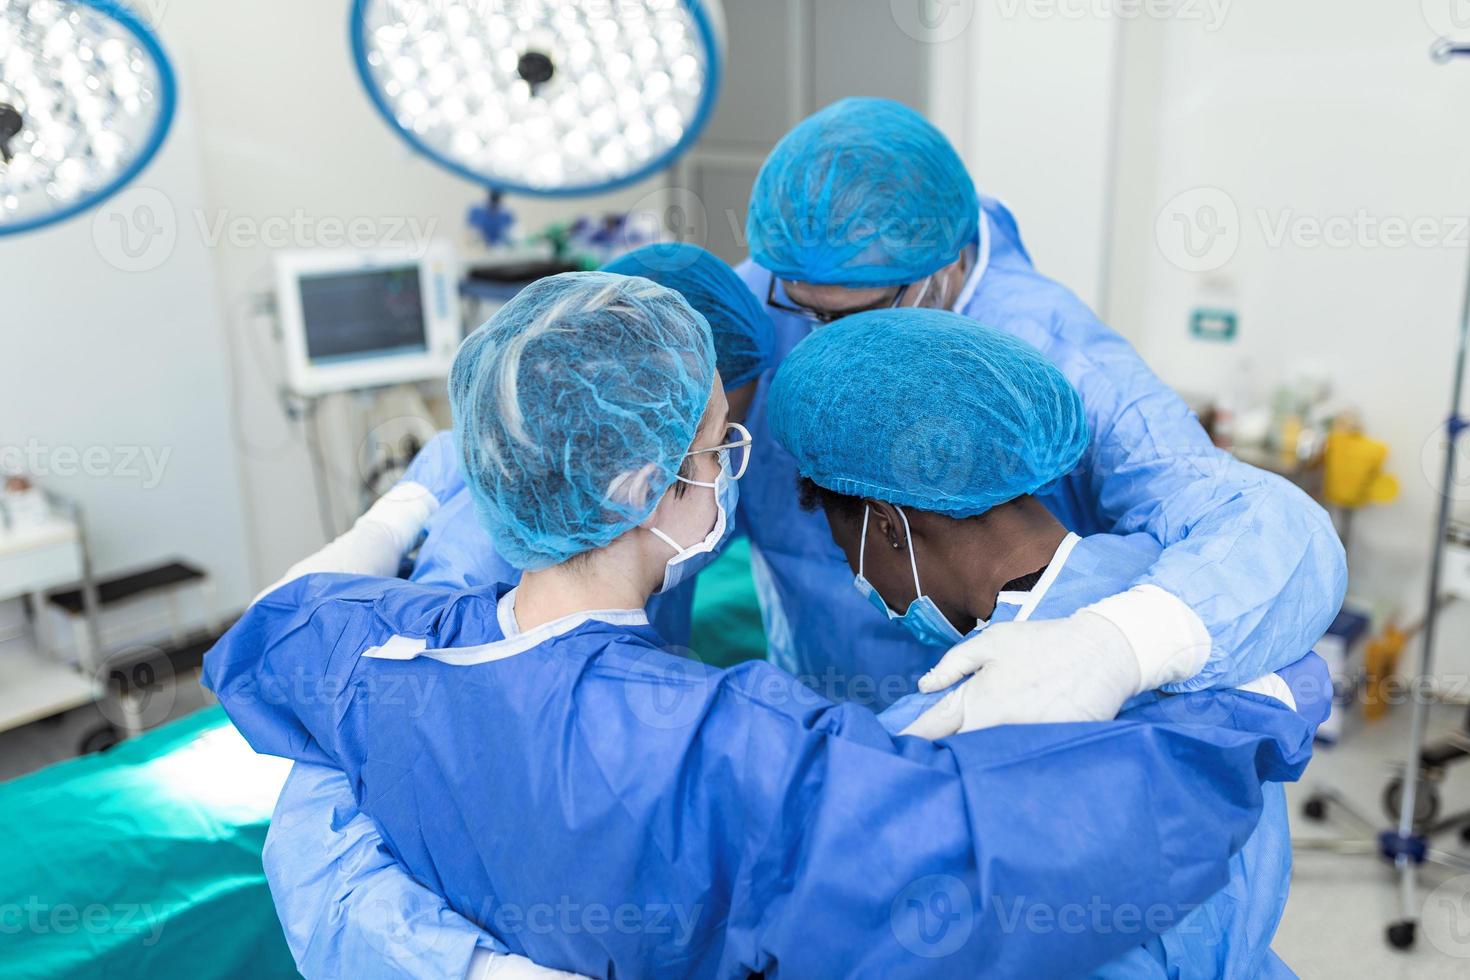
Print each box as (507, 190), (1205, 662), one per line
(274, 245), (461, 396)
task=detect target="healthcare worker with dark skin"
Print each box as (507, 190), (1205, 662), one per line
(735, 97), (1346, 730)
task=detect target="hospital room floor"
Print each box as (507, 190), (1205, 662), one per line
(1279, 700), (1470, 978)
(4, 686), (1470, 977)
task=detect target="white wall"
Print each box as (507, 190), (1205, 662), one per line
(1, 84), (254, 615)
(1106, 2), (1470, 659)
(962, 2), (1121, 310)
(4, 1), (664, 612)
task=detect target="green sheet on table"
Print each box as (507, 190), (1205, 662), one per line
(0, 542), (767, 979)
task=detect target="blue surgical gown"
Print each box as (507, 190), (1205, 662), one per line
(883, 532), (1326, 979)
(736, 196), (1346, 707)
(207, 573), (1316, 979)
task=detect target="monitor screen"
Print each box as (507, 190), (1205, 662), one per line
(298, 266), (427, 364)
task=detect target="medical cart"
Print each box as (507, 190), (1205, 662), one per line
(0, 491), (103, 742)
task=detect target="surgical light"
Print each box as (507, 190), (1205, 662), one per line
(0, 0), (176, 235)
(349, 0), (724, 196)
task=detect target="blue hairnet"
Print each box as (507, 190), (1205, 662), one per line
(450, 271), (715, 570)
(767, 308), (1088, 517)
(747, 98), (979, 288)
(603, 243), (774, 389)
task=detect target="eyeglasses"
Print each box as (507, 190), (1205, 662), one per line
(684, 422), (753, 480)
(765, 277), (910, 325)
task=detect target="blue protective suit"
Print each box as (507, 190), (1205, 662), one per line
(207, 573), (1316, 979)
(738, 197), (1346, 708)
(408, 431), (697, 647)
(263, 761), (510, 978)
(883, 532), (1326, 979)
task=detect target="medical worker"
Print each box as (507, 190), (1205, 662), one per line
(207, 273), (1320, 979)
(405, 241), (773, 644)
(738, 97), (1346, 712)
(768, 308), (1323, 978)
(258, 248), (771, 978)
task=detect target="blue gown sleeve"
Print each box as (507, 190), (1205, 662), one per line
(400, 431), (467, 505)
(1078, 333), (1344, 690)
(722, 662), (1315, 977)
(978, 259), (1346, 689)
(207, 586), (1317, 979)
(264, 762), (497, 980)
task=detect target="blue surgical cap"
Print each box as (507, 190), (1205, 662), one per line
(747, 98), (979, 288)
(450, 271), (716, 570)
(603, 243), (774, 389)
(767, 309), (1088, 517)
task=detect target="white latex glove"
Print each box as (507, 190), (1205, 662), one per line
(255, 483), (439, 602)
(470, 946), (587, 980)
(902, 586), (1211, 739)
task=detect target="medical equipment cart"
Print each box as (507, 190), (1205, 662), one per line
(0, 491), (106, 749)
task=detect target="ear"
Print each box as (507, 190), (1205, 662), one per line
(866, 500), (907, 550)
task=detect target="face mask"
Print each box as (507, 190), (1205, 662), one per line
(648, 450), (739, 595)
(853, 504), (968, 647)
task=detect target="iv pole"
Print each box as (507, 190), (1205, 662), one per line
(1384, 35), (1470, 950)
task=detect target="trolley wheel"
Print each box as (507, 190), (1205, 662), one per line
(1460, 823), (1470, 845)
(1386, 920), (1416, 950)
(78, 723), (122, 755)
(1383, 776), (1440, 826)
(1303, 796), (1328, 821)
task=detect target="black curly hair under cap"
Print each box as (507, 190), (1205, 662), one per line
(797, 475), (1005, 529)
(796, 475), (865, 525)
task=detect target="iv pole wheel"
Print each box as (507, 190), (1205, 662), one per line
(1386, 920), (1416, 950)
(1383, 774), (1441, 826)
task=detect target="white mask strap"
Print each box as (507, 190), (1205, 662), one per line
(859, 505), (924, 596)
(859, 504), (872, 579)
(895, 506), (923, 595)
(648, 525), (682, 554)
